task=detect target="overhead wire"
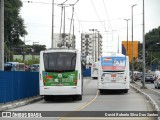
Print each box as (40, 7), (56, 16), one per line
(22, 0), (79, 7)
(90, 0), (107, 32)
(22, 0), (56, 5)
(61, 0), (69, 4)
(102, 0), (113, 31)
(58, 0), (80, 47)
(75, 11), (84, 32)
(72, 0), (80, 6)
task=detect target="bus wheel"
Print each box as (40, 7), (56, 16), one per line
(44, 96), (50, 101)
(72, 96), (76, 101)
(77, 95), (82, 100)
(99, 90), (104, 94)
(124, 90), (128, 93)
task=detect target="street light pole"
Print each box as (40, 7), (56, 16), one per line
(89, 29), (97, 63)
(131, 4), (137, 83)
(124, 19), (130, 55)
(97, 31), (100, 58)
(141, 0), (147, 89)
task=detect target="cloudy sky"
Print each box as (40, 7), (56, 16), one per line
(20, 0), (160, 53)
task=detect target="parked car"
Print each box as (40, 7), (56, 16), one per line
(25, 65), (30, 71)
(153, 70), (160, 80)
(30, 64), (39, 71)
(141, 73), (154, 83)
(154, 74), (160, 89)
(134, 72), (143, 81)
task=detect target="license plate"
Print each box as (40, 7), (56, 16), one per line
(111, 74), (116, 77)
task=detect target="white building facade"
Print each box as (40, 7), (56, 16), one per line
(81, 33), (102, 66)
(53, 33), (76, 49)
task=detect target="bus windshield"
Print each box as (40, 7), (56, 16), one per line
(43, 52), (76, 72)
(101, 57), (126, 71)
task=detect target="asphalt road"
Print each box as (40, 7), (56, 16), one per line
(4, 78), (155, 120)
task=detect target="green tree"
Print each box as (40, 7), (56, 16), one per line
(32, 45), (46, 54)
(145, 26), (160, 51)
(4, 0), (27, 61)
(145, 26), (160, 70)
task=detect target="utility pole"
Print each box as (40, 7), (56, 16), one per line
(141, 0), (147, 89)
(51, 0), (54, 48)
(131, 4), (137, 83)
(0, 0), (4, 70)
(98, 31), (100, 58)
(89, 29), (97, 63)
(124, 19), (130, 55)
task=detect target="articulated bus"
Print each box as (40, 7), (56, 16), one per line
(91, 62), (98, 79)
(98, 53), (130, 93)
(39, 48), (83, 101)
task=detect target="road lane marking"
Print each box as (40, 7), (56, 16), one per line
(75, 90), (99, 111)
(94, 99), (143, 102)
(58, 90), (99, 120)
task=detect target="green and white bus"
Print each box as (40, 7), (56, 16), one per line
(39, 49), (83, 101)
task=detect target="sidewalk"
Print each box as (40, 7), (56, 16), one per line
(0, 96), (43, 111)
(130, 83), (159, 111)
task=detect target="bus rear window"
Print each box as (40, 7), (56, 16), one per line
(43, 52), (76, 72)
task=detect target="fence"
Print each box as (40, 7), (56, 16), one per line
(0, 71), (39, 103)
(83, 68), (91, 77)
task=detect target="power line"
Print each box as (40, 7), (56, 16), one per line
(102, 0), (114, 41)
(90, 0), (107, 32)
(22, 0), (80, 7)
(22, 1), (53, 5)
(74, 11), (84, 32)
(65, 13), (142, 23)
(57, 0), (80, 7)
(73, 0), (80, 6)
(102, 0), (113, 31)
(61, 0), (69, 4)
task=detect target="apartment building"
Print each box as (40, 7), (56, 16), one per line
(81, 33), (102, 66)
(53, 33), (75, 49)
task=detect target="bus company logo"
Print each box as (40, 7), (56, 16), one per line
(58, 74), (62, 78)
(103, 58), (112, 62)
(2, 112), (11, 117)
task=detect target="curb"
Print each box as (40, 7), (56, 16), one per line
(0, 96), (43, 111)
(130, 84), (160, 120)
